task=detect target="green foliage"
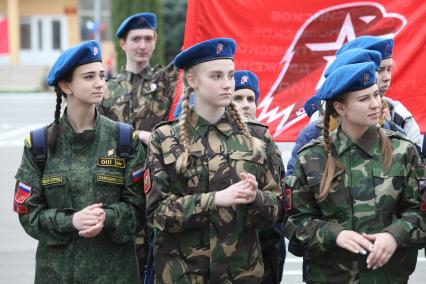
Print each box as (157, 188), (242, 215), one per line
(110, 0), (187, 70)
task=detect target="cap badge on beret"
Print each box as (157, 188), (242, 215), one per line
(93, 46), (99, 56)
(216, 44), (224, 54)
(364, 73), (370, 85)
(385, 44), (391, 54)
(241, 75), (249, 84)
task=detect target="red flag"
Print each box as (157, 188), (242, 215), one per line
(0, 17), (9, 54)
(176, 0), (426, 141)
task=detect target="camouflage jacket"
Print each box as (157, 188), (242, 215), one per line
(14, 112), (146, 283)
(284, 125), (424, 283)
(99, 63), (178, 132)
(145, 109), (283, 283)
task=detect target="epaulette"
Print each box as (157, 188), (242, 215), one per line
(246, 120), (268, 139)
(297, 136), (324, 154)
(383, 128), (415, 144)
(152, 118), (179, 131)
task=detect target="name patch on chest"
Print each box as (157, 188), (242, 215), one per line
(42, 176), (64, 186)
(96, 174), (124, 185)
(97, 158), (125, 169)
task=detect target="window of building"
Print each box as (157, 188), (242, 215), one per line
(20, 17), (31, 50)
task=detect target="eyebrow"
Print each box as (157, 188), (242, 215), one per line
(81, 70), (104, 76)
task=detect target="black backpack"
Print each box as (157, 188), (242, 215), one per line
(30, 122), (134, 165)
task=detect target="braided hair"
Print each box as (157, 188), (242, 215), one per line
(175, 68), (265, 173)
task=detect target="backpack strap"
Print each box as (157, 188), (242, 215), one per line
(30, 127), (48, 164)
(116, 122), (133, 158)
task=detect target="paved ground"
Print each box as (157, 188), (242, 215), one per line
(0, 93), (424, 283)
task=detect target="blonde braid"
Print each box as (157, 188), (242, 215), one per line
(175, 71), (192, 173)
(228, 102), (265, 157)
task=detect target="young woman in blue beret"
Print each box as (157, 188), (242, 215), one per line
(145, 38), (284, 283)
(14, 40), (146, 283)
(285, 62), (424, 283)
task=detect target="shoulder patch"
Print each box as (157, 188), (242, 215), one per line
(298, 136), (324, 154)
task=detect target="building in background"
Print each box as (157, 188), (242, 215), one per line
(0, 0), (115, 91)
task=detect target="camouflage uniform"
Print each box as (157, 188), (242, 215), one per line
(146, 109), (283, 283)
(14, 112), (146, 283)
(99, 63), (178, 133)
(99, 63), (177, 276)
(249, 120), (286, 284)
(285, 125), (424, 284)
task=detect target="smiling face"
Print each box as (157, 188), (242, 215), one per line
(232, 88), (257, 120)
(120, 29), (157, 65)
(333, 83), (381, 129)
(187, 59), (235, 108)
(59, 61), (105, 106)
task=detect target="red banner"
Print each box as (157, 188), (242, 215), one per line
(177, 0), (426, 141)
(0, 17), (8, 54)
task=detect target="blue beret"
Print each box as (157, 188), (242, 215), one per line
(173, 38), (236, 70)
(325, 48), (382, 78)
(315, 62), (376, 101)
(303, 95), (321, 117)
(337, 36), (393, 59)
(234, 70), (260, 103)
(115, 12), (157, 39)
(47, 40), (102, 86)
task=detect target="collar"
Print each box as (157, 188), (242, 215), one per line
(332, 124), (379, 157)
(119, 65), (153, 82)
(188, 108), (238, 139)
(60, 108), (100, 144)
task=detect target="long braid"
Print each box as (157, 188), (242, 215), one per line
(48, 86), (63, 153)
(378, 127), (393, 170)
(175, 71), (192, 173)
(228, 102), (265, 157)
(319, 101), (344, 201)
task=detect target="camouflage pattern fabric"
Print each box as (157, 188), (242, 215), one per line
(146, 109), (283, 283)
(14, 112), (146, 283)
(249, 120), (286, 284)
(99, 63), (178, 132)
(285, 125), (423, 284)
(99, 62), (177, 278)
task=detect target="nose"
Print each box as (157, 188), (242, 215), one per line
(94, 74), (105, 88)
(223, 77), (233, 90)
(371, 94), (380, 109)
(383, 69), (391, 82)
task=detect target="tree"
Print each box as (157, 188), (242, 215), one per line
(163, 0), (187, 62)
(111, 0), (165, 69)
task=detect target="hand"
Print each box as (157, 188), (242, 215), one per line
(214, 182), (254, 207)
(138, 130), (151, 145)
(364, 232), (397, 270)
(382, 108), (391, 121)
(79, 209), (105, 238)
(72, 203), (104, 231)
(336, 230), (374, 255)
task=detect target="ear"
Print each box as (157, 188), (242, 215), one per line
(333, 101), (345, 117)
(119, 38), (126, 52)
(186, 72), (198, 90)
(58, 81), (72, 96)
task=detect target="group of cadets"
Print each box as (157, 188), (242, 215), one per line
(13, 11), (425, 284)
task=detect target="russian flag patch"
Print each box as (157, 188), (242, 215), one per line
(131, 166), (144, 183)
(284, 187), (292, 211)
(15, 182), (32, 204)
(144, 169), (151, 194)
